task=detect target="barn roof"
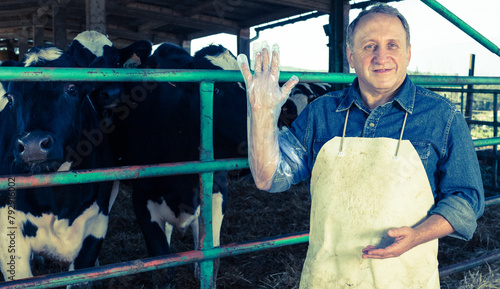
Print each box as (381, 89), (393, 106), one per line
(0, 0), (402, 52)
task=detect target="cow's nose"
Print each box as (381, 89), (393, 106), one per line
(17, 131), (54, 163)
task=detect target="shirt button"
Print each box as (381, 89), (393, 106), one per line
(369, 123), (375, 128)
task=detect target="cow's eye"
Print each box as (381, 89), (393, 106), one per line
(66, 84), (77, 95)
(4, 93), (14, 105)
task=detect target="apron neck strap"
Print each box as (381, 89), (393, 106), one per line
(339, 109), (409, 159)
(394, 112), (409, 159)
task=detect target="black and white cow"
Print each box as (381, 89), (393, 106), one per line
(104, 42), (246, 288)
(0, 45), (118, 288)
(279, 82), (333, 127)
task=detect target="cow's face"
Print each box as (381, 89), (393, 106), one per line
(4, 80), (91, 173)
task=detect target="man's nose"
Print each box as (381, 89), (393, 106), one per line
(373, 48), (390, 64)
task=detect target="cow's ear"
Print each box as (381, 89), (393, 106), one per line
(123, 53), (142, 68)
(0, 94), (8, 112)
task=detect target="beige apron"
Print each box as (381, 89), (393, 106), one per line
(299, 112), (439, 289)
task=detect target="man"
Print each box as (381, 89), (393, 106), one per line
(237, 3), (484, 288)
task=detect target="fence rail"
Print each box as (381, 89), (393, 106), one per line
(1, 69), (500, 288)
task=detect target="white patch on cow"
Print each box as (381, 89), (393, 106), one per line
(191, 217), (200, 250)
(0, 206), (33, 281)
(73, 31), (113, 57)
(300, 83), (314, 94)
(314, 83), (330, 91)
(57, 161), (72, 172)
(193, 192), (223, 280)
(212, 192), (224, 247)
(205, 50), (239, 70)
(289, 92), (309, 115)
(0, 84), (7, 112)
(165, 222), (174, 246)
(24, 47), (64, 67)
(108, 180), (120, 212)
(16, 201), (108, 263)
(147, 199), (201, 239)
(0, 202), (107, 282)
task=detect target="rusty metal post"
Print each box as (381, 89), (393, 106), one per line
(465, 54), (476, 121)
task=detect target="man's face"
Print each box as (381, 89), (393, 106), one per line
(346, 13), (411, 99)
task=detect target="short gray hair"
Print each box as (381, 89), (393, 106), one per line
(346, 3), (411, 49)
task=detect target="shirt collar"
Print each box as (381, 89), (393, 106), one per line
(337, 76), (416, 114)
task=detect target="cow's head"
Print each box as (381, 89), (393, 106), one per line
(69, 33), (153, 126)
(193, 45), (248, 159)
(1, 46), (95, 173)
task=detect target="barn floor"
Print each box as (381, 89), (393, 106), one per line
(5, 171), (500, 288)
(101, 173), (500, 289)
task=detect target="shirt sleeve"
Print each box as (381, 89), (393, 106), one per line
(267, 127), (310, 192)
(428, 110), (485, 241)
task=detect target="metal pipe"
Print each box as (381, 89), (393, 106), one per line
(439, 249), (500, 277)
(473, 137), (500, 147)
(0, 158), (249, 190)
(485, 195), (500, 207)
(1, 67), (500, 85)
(199, 81), (215, 289)
(0, 231), (309, 289)
(420, 0), (500, 56)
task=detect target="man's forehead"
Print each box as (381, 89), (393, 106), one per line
(354, 13), (407, 41)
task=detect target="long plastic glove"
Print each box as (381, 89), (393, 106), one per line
(237, 42), (299, 190)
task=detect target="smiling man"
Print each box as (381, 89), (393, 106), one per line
(237, 3), (484, 288)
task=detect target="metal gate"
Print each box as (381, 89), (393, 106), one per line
(0, 67), (500, 288)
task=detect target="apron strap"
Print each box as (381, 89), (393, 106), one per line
(339, 109), (409, 159)
(394, 112), (409, 159)
(338, 109), (350, 156)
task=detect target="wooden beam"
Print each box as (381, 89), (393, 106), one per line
(18, 27), (29, 60)
(33, 26), (44, 46)
(108, 3), (240, 34)
(86, 0), (106, 34)
(237, 28), (250, 57)
(240, 8), (309, 28)
(52, 1), (68, 50)
(253, 0), (330, 13)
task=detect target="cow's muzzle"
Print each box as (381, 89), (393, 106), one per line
(17, 131), (55, 163)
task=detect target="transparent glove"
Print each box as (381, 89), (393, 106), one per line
(237, 42), (299, 190)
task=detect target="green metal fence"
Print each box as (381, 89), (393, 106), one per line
(1, 69), (500, 288)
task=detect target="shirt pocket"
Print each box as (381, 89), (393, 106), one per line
(409, 140), (431, 169)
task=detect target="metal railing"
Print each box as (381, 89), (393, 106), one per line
(1, 69), (500, 288)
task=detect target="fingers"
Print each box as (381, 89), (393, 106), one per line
(253, 42), (262, 77)
(362, 245), (397, 259)
(269, 44), (280, 82)
(281, 75), (299, 98)
(362, 227), (415, 259)
(262, 41), (270, 73)
(237, 54), (252, 84)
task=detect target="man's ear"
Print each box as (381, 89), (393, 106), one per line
(407, 44), (412, 66)
(346, 46), (354, 68)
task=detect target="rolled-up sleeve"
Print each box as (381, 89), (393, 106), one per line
(267, 127), (310, 193)
(429, 110), (484, 240)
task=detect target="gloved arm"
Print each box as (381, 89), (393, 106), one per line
(237, 42), (299, 190)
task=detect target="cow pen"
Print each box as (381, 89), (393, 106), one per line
(0, 68), (500, 288)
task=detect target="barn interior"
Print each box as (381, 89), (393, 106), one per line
(0, 1), (500, 288)
(0, 0), (409, 74)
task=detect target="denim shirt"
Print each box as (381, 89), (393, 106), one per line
(269, 76), (484, 241)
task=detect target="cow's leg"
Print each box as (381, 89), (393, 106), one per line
(133, 194), (174, 289)
(193, 191), (224, 289)
(67, 235), (105, 289)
